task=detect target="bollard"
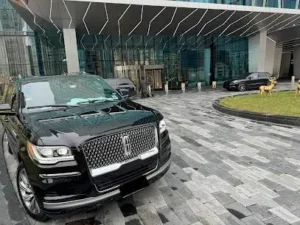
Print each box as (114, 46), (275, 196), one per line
(165, 83), (169, 95)
(181, 82), (186, 93)
(292, 76), (295, 86)
(197, 82), (201, 91)
(147, 85), (152, 97)
(212, 81), (217, 88)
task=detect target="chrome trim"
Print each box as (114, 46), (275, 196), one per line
(94, 160), (158, 194)
(90, 147), (159, 177)
(43, 189), (120, 210)
(44, 195), (78, 201)
(139, 147), (158, 160)
(39, 172), (81, 178)
(146, 158), (171, 180)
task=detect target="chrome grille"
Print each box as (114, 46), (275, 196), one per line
(81, 125), (156, 170)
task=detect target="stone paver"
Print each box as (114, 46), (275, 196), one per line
(2, 84), (300, 225)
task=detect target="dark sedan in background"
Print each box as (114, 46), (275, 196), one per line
(223, 72), (272, 91)
(105, 78), (137, 97)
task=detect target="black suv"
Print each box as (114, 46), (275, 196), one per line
(223, 72), (272, 91)
(0, 75), (171, 221)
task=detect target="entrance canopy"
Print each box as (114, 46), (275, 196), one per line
(9, 0), (300, 49)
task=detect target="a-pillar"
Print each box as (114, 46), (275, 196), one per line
(293, 46), (300, 79)
(63, 28), (80, 73)
(248, 30), (281, 75)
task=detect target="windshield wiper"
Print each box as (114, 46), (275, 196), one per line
(77, 99), (117, 105)
(27, 104), (78, 110)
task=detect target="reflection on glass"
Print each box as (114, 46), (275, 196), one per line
(169, 0), (297, 8)
(77, 34), (248, 89)
(284, 0), (297, 9)
(266, 0), (278, 8)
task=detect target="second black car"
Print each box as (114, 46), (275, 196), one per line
(223, 72), (272, 91)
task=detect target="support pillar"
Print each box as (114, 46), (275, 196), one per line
(293, 46), (300, 79)
(280, 52), (291, 79)
(273, 45), (282, 77)
(63, 29), (80, 73)
(248, 31), (279, 75)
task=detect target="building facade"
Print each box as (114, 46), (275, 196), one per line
(5, 0), (300, 89)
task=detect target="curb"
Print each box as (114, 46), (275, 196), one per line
(213, 94), (300, 127)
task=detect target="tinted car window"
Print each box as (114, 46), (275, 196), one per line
(247, 73), (258, 80)
(21, 76), (122, 111)
(258, 72), (269, 78)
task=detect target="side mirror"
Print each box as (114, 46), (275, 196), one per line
(0, 103), (15, 115)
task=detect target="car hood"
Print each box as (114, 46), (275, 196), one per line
(23, 100), (159, 147)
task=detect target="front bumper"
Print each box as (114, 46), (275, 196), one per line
(223, 82), (238, 90)
(42, 157), (171, 211)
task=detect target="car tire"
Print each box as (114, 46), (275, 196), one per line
(17, 162), (49, 222)
(238, 83), (246, 91)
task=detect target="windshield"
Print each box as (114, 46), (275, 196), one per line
(21, 75), (122, 111)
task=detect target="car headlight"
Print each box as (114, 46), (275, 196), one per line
(231, 80), (238, 84)
(159, 119), (167, 134)
(27, 142), (74, 165)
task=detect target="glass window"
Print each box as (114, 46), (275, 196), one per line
(266, 0), (278, 7)
(247, 73), (258, 80)
(258, 72), (268, 78)
(284, 0), (296, 8)
(254, 0), (264, 6)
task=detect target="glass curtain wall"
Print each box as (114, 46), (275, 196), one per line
(0, 0), (64, 77)
(0, 0), (39, 77)
(171, 0), (298, 8)
(78, 34), (248, 89)
(35, 33), (66, 76)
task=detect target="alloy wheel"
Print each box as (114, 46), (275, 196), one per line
(18, 168), (41, 215)
(239, 84), (246, 91)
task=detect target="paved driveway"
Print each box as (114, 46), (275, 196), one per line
(2, 87), (300, 225)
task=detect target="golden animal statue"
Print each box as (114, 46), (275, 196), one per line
(258, 79), (277, 96)
(296, 80), (300, 96)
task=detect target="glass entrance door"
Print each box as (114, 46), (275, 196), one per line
(145, 69), (163, 90)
